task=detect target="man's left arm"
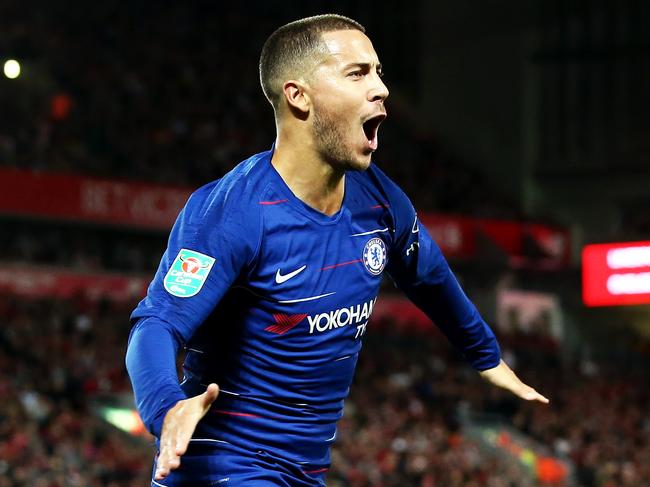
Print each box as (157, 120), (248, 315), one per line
(383, 180), (548, 403)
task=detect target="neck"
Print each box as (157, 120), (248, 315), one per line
(271, 132), (345, 217)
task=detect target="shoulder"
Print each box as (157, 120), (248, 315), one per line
(183, 150), (272, 226)
(348, 162), (414, 215)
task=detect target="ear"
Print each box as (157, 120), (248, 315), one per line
(282, 80), (310, 117)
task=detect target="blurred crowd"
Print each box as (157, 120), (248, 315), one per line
(1, 294), (648, 486)
(333, 322), (650, 487)
(0, 296), (150, 486)
(1, 3), (648, 487)
(0, 1), (516, 218)
(0, 219), (166, 274)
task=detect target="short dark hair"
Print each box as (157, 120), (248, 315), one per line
(259, 14), (365, 109)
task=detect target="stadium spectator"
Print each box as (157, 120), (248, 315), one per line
(2, 294), (648, 485)
(0, 1), (515, 218)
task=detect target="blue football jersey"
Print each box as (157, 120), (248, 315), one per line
(126, 147), (500, 469)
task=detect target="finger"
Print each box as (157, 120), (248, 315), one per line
(157, 412), (184, 477)
(522, 389), (550, 404)
(156, 448), (181, 478)
(174, 397), (210, 455)
(155, 445), (179, 479)
(175, 425), (194, 456)
(155, 441), (173, 478)
(534, 393), (550, 404)
(155, 457), (172, 480)
(155, 460), (175, 480)
(168, 456), (181, 469)
(154, 461), (166, 480)
(201, 383), (220, 409)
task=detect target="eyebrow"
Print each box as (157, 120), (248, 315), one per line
(342, 62), (383, 73)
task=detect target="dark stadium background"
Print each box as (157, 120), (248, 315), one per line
(1, 1), (649, 486)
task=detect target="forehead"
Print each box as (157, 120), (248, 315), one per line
(320, 29), (379, 66)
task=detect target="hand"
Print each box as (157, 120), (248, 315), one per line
(154, 383), (220, 480)
(479, 360), (549, 404)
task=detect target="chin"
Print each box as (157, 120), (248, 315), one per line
(341, 158), (371, 172)
(355, 158), (372, 171)
(355, 153), (374, 171)
(345, 150), (374, 172)
(327, 153), (370, 172)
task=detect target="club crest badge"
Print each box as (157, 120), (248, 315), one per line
(163, 248), (215, 298)
(363, 237), (387, 276)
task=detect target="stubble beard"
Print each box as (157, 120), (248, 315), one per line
(312, 108), (370, 172)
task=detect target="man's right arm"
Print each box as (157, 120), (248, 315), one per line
(125, 316), (188, 437)
(127, 315), (226, 480)
(127, 316), (225, 480)
(124, 178), (262, 438)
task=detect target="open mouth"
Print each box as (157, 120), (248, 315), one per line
(362, 113), (386, 151)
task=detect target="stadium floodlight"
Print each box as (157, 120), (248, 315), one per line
(3, 59), (21, 79)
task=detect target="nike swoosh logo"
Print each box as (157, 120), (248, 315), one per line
(275, 265), (307, 284)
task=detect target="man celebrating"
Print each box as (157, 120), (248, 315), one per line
(126, 14), (548, 486)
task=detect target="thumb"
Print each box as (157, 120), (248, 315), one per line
(201, 383), (219, 409)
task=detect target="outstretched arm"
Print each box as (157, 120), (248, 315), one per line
(370, 164), (549, 404)
(479, 359), (549, 403)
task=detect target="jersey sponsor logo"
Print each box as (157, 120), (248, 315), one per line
(163, 248), (215, 298)
(307, 297), (376, 338)
(265, 313), (308, 335)
(263, 298), (376, 339)
(363, 237), (387, 275)
(275, 265), (307, 284)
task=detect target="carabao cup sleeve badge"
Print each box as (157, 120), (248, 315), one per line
(163, 249), (216, 298)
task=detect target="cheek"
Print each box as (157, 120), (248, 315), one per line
(313, 80), (359, 113)
(314, 95), (345, 117)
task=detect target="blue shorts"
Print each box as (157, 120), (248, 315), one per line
(150, 440), (328, 486)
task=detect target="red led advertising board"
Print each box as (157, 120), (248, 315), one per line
(583, 241), (650, 307)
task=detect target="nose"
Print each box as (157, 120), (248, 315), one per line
(369, 73), (389, 103)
